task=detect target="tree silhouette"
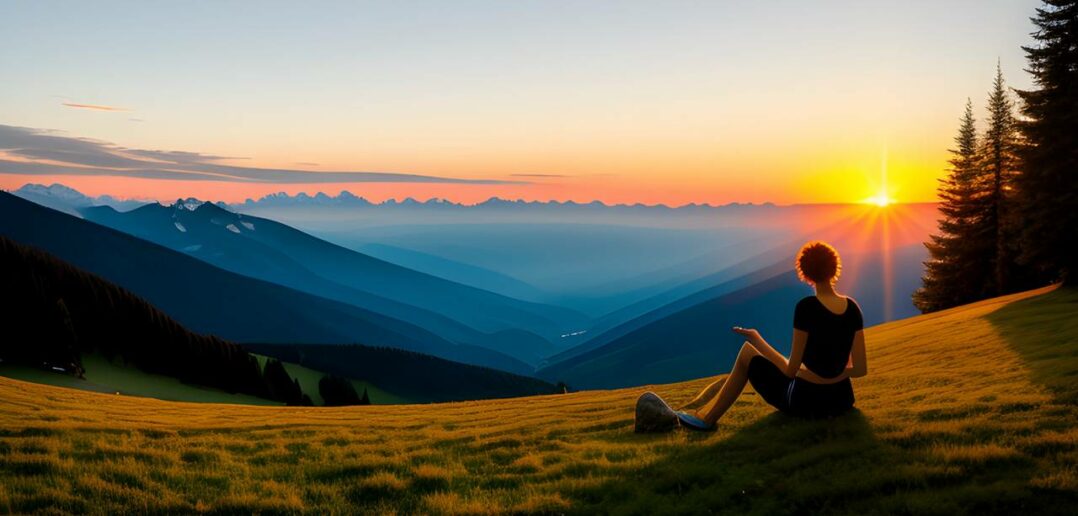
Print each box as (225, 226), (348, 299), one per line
(981, 63), (1022, 295)
(0, 236), (313, 404)
(1015, 0), (1078, 284)
(915, 100), (995, 312)
(318, 374), (363, 406)
(263, 359), (309, 405)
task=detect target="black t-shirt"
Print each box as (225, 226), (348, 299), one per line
(793, 296), (863, 378)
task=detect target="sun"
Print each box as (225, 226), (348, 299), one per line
(864, 192), (895, 207)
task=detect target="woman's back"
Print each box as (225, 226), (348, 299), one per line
(794, 295), (863, 378)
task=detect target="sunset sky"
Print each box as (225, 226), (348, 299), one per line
(0, 1), (1038, 205)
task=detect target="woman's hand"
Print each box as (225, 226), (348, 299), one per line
(796, 365), (850, 385)
(732, 326), (762, 344)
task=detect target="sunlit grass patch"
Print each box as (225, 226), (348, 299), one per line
(412, 463), (457, 492)
(210, 490), (306, 515)
(508, 454), (543, 473)
(930, 443), (1024, 464)
(1032, 463), (1078, 491)
(510, 492), (571, 513)
(422, 491), (494, 514)
(349, 471), (409, 504)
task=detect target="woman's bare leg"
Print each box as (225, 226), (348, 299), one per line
(695, 343), (761, 425)
(680, 377), (727, 410)
(683, 337), (788, 411)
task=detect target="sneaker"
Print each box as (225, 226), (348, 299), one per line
(676, 411), (716, 432)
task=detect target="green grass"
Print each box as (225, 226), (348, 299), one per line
(0, 286), (1075, 514)
(986, 286), (1078, 404)
(0, 364), (118, 396)
(252, 354), (411, 406)
(0, 353), (411, 408)
(1, 353), (281, 406)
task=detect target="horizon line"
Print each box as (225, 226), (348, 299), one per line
(8, 182), (938, 211)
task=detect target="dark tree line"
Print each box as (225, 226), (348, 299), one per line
(0, 236), (310, 406)
(246, 343), (562, 403)
(1015, 0), (1078, 284)
(915, 1), (1077, 312)
(319, 375), (370, 406)
(264, 358), (314, 406)
(1, 234), (512, 407)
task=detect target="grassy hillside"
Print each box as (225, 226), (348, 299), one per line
(0, 286), (1074, 514)
(1, 353), (405, 407)
(0, 354), (281, 406)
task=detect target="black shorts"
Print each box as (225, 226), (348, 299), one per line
(747, 356), (854, 418)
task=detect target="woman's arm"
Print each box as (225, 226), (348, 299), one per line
(796, 330), (868, 384)
(848, 330), (867, 378)
(784, 329), (807, 378)
(797, 366), (849, 384)
(731, 327), (790, 373)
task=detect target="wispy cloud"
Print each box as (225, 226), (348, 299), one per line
(510, 173), (568, 178)
(61, 102), (128, 112)
(0, 125), (526, 186)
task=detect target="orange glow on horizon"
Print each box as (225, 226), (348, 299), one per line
(0, 163), (933, 206)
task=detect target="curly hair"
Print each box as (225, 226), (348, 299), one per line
(795, 241), (841, 286)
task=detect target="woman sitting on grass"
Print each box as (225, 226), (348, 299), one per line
(677, 241), (868, 431)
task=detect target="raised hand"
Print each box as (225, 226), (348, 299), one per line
(732, 326), (762, 344)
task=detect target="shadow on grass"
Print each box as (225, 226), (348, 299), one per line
(568, 410), (904, 514)
(985, 287), (1078, 405)
(572, 401), (1075, 513)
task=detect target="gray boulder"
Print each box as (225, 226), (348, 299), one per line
(634, 391), (679, 433)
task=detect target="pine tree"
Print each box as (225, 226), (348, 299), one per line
(318, 374), (362, 406)
(914, 100), (994, 312)
(264, 359), (305, 405)
(980, 63), (1022, 295)
(1015, 0), (1078, 284)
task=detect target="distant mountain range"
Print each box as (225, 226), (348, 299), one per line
(232, 189), (775, 211)
(74, 199), (587, 363)
(12, 183), (150, 215)
(0, 192), (533, 374)
(10, 183), (775, 215)
(356, 242), (550, 303)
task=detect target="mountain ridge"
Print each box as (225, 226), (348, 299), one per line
(75, 195), (589, 353)
(0, 192), (533, 374)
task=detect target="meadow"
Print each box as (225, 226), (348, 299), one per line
(0, 286), (1074, 514)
